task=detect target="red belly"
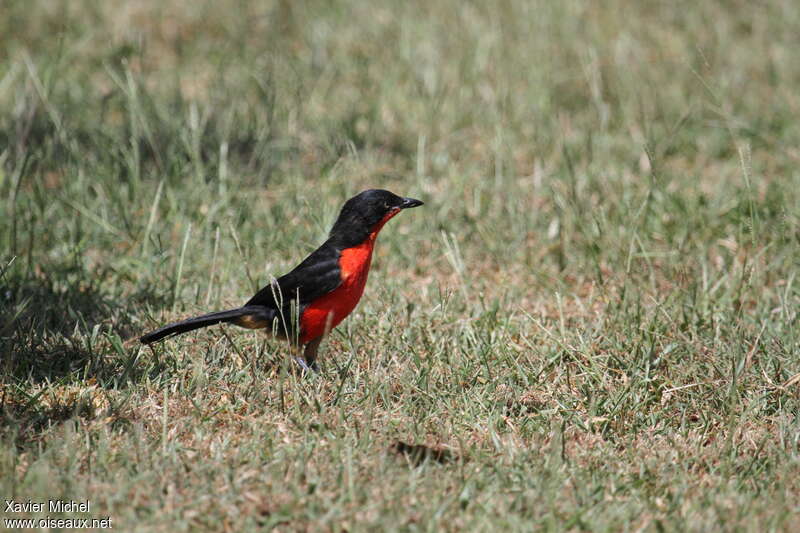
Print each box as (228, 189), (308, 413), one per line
(298, 239), (375, 343)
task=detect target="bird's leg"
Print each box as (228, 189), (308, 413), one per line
(293, 356), (312, 373)
(302, 336), (323, 372)
(289, 343), (310, 373)
(291, 337), (322, 373)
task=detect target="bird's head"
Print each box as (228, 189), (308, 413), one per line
(329, 189), (423, 246)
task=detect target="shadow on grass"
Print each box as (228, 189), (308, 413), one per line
(0, 374), (140, 447)
(0, 264), (163, 444)
(390, 441), (457, 465)
(1, 388), (102, 445)
(0, 263), (168, 385)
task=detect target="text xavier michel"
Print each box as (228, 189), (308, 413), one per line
(6, 499), (92, 513)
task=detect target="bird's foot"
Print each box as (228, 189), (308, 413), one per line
(293, 357), (318, 374)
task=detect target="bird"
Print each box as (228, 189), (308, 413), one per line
(139, 189), (423, 371)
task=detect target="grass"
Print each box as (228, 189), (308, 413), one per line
(1, 0), (799, 530)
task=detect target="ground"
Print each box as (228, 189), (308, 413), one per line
(1, 1), (799, 530)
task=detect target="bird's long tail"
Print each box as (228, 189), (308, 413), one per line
(139, 306), (272, 344)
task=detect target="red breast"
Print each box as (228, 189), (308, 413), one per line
(298, 208), (400, 343)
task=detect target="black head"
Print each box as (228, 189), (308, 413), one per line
(328, 189), (423, 247)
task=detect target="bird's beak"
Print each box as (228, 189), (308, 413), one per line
(401, 197), (424, 209)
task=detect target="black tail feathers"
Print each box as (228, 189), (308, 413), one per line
(139, 306), (272, 344)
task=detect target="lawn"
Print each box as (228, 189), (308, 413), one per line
(2, 1), (799, 530)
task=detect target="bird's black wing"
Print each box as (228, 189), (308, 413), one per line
(245, 240), (342, 312)
(139, 242), (341, 345)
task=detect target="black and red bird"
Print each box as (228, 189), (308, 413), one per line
(140, 189), (423, 370)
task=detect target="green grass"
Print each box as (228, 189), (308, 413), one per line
(2, 0), (800, 530)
